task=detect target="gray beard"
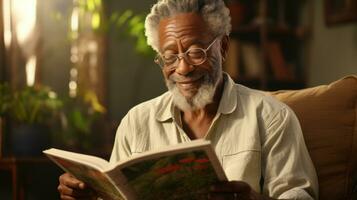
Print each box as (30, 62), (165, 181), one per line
(166, 64), (222, 112)
(168, 80), (216, 111)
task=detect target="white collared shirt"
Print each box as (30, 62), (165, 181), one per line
(110, 74), (318, 199)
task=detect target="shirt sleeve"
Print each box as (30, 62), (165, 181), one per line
(109, 114), (133, 164)
(261, 107), (319, 200)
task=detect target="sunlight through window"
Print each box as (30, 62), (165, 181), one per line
(13, 0), (37, 46)
(25, 55), (37, 86)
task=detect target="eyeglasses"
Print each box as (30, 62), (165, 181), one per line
(154, 37), (219, 70)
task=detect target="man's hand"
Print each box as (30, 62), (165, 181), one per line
(209, 181), (275, 200)
(58, 173), (97, 200)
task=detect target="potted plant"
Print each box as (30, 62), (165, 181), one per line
(9, 85), (63, 156)
(0, 83), (11, 117)
(0, 83), (12, 156)
(55, 90), (106, 153)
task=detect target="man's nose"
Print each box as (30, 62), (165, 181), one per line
(175, 56), (194, 76)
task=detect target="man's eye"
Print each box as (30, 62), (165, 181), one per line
(188, 49), (204, 58)
(163, 54), (177, 64)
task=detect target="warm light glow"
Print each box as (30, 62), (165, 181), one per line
(69, 80), (77, 97)
(91, 12), (101, 29)
(48, 91), (57, 99)
(87, 0), (95, 11)
(92, 12), (101, 29)
(3, 0), (12, 48)
(94, 0), (102, 6)
(71, 7), (79, 32)
(70, 68), (78, 77)
(13, 0), (37, 46)
(25, 55), (37, 86)
(71, 54), (79, 63)
(69, 81), (77, 90)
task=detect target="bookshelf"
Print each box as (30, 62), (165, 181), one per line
(224, 0), (308, 90)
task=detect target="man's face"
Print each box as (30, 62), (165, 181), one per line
(158, 12), (224, 111)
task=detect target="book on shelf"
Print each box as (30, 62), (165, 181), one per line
(43, 140), (227, 200)
(240, 42), (264, 78)
(267, 41), (295, 81)
(224, 38), (240, 80)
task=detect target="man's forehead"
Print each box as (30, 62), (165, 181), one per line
(158, 12), (211, 46)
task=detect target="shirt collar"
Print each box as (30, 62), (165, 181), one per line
(217, 73), (238, 115)
(155, 73), (238, 122)
(155, 92), (175, 122)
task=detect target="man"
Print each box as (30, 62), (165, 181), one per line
(58, 0), (318, 199)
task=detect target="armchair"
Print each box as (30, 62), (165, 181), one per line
(270, 75), (357, 200)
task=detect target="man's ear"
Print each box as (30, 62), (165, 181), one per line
(220, 35), (229, 62)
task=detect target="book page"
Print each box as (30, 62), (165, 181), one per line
(44, 148), (109, 170)
(107, 141), (227, 200)
(47, 154), (125, 200)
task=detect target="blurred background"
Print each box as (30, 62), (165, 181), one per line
(0, 0), (356, 199)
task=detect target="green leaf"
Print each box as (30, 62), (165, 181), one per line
(70, 110), (90, 133)
(117, 10), (133, 27)
(87, 0), (96, 12)
(94, 0), (102, 7)
(92, 11), (101, 30)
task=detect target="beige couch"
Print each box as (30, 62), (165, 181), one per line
(270, 75), (357, 200)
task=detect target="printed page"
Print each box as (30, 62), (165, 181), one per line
(46, 154), (125, 200)
(107, 141), (227, 200)
(44, 148), (109, 170)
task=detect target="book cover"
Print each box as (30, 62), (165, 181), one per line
(44, 140), (227, 200)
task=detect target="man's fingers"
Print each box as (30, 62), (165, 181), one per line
(58, 173), (97, 200)
(58, 184), (94, 198)
(58, 184), (76, 197)
(59, 173), (86, 189)
(60, 195), (76, 200)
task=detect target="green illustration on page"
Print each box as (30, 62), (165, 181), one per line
(121, 150), (219, 200)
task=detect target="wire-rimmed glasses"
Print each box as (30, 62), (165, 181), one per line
(154, 37), (219, 71)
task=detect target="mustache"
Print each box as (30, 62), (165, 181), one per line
(168, 56), (221, 83)
(169, 71), (205, 83)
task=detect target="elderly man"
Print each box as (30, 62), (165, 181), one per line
(58, 0), (318, 199)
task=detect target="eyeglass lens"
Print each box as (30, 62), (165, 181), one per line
(155, 37), (218, 69)
(161, 48), (206, 67)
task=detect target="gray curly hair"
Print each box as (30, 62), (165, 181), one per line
(145, 0), (231, 52)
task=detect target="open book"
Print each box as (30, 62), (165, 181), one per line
(43, 140), (227, 200)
